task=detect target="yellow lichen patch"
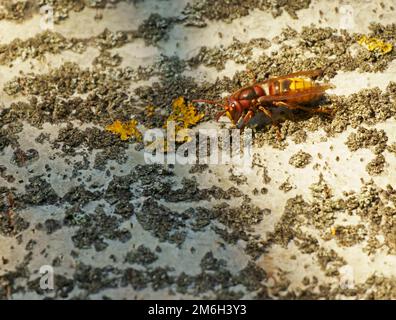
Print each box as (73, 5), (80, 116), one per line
(330, 226), (336, 236)
(146, 97), (204, 152)
(106, 119), (142, 141)
(164, 96), (205, 131)
(358, 35), (393, 55)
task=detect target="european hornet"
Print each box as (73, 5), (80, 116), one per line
(193, 69), (334, 137)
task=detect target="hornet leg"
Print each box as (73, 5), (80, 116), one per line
(238, 110), (255, 131)
(257, 106), (282, 141)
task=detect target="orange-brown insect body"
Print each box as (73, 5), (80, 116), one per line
(193, 69), (333, 130)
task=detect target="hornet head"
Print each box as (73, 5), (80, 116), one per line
(192, 97), (243, 125)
